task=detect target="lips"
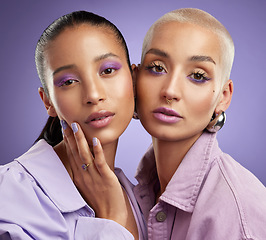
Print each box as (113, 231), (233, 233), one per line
(152, 107), (182, 123)
(86, 111), (115, 128)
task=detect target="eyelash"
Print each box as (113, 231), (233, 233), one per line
(145, 62), (211, 83)
(145, 62), (166, 75)
(100, 68), (116, 76)
(187, 71), (211, 83)
(57, 78), (78, 87)
(56, 66), (117, 87)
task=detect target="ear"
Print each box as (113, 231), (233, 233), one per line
(215, 79), (233, 113)
(38, 87), (57, 117)
(131, 64), (139, 98)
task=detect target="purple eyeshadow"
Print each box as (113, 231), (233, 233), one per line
(54, 74), (76, 87)
(148, 69), (165, 75)
(187, 75), (211, 83)
(100, 61), (122, 73)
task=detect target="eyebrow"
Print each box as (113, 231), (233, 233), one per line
(145, 48), (216, 65)
(52, 53), (120, 76)
(53, 64), (75, 76)
(145, 48), (169, 58)
(94, 52), (120, 62)
(189, 55), (216, 65)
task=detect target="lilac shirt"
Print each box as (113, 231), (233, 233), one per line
(0, 140), (147, 239)
(134, 132), (266, 239)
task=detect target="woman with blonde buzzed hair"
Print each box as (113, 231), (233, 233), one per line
(133, 8), (266, 239)
(141, 8), (235, 84)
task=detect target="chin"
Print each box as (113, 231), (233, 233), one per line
(94, 129), (124, 146)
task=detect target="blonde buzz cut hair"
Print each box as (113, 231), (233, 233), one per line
(141, 8), (235, 83)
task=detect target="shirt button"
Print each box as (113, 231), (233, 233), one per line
(156, 211), (167, 222)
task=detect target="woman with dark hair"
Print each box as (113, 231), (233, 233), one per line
(0, 11), (145, 239)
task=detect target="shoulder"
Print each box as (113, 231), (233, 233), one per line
(0, 159), (57, 217)
(0, 160), (35, 191)
(214, 152), (266, 202)
(200, 151), (266, 239)
(0, 143), (70, 239)
(0, 140), (53, 198)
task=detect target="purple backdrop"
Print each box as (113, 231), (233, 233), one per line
(1, 0), (266, 185)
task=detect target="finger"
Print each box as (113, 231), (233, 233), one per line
(63, 121), (95, 191)
(92, 137), (113, 178)
(64, 130), (79, 173)
(71, 122), (94, 168)
(60, 120), (79, 172)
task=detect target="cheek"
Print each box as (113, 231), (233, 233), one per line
(136, 81), (146, 114)
(112, 73), (133, 101)
(51, 90), (80, 120)
(187, 88), (218, 117)
(115, 76), (133, 99)
(110, 75), (134, 113)
(136, 77), (156, 109)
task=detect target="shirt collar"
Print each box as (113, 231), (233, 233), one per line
(135, 132), (219, 213)
(135, 144), (158, 186)
(15, 140), (93, 214)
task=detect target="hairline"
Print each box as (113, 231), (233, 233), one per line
(141, 8), (235, 84)
(36, 21), (131, 97)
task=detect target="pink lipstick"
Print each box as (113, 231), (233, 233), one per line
(153, 107), (182, 124)
(86, 110), (115, 128)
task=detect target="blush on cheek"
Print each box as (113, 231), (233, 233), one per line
(52, 95), (78, 120)
(191, 92), (216, 115)
(116, 76), (134, 98)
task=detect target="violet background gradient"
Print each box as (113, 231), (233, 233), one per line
(1, 0), (265, 185)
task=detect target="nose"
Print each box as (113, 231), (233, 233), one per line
(83, 76), (106, 105)
(161, 73), (181, 103)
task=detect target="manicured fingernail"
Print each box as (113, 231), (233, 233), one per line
(71, 123), (78, 133)
(92, 137), (98, 146)
(60, 120), (67, 130)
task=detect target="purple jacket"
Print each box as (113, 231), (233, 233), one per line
(134, 132), (266, 239)
(0, 140), (147, 239)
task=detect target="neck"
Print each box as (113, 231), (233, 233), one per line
(54, 139), (119, 179)
(100, 140), (118, 171)
(153, 133), (202, 199)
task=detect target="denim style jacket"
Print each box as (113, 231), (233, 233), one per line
(134, 132), (266, 240)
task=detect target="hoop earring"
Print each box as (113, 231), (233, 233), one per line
(206, 111), (226, 133)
